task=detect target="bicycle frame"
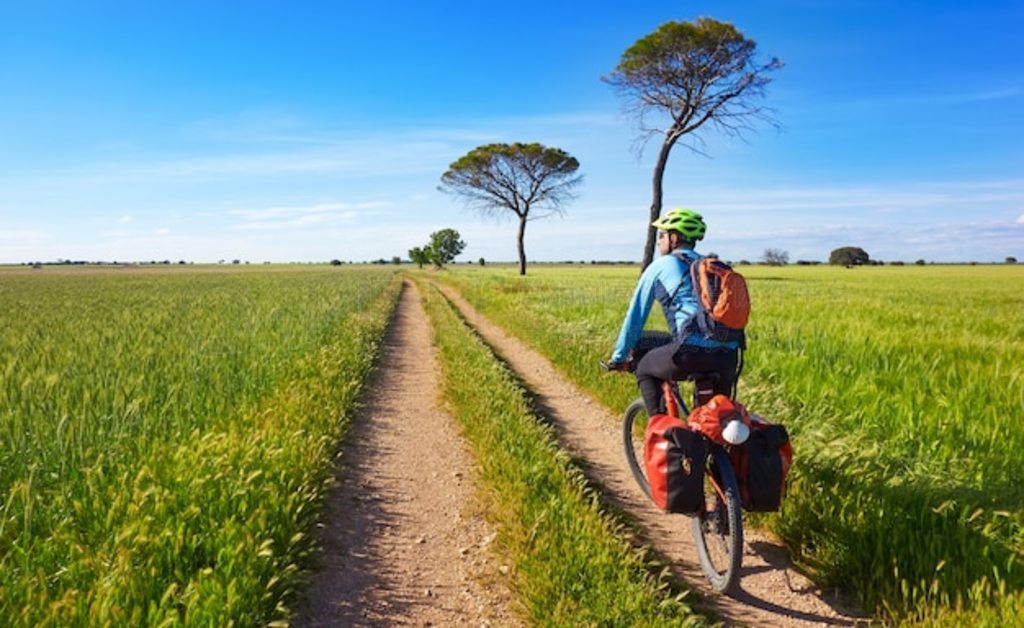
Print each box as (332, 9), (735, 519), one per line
(661, 380), (687, 418)
(660, 377), (717, 419)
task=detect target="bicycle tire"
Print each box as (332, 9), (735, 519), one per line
(690, 446), (743, 593)
(621, 398), (651, 499)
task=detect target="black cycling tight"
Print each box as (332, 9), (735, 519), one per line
(635, 343), (738, 415)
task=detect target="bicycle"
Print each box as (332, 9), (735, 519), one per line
(602, 332), (744, 593)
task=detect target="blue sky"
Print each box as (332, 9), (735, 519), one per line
(1, 0), (1022, 264)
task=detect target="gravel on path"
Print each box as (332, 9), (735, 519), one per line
(291, 281), (520, 627)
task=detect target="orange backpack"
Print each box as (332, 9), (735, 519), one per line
(677, 253), (750, 345)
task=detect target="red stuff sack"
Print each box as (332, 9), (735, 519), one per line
(729, 416), (793, 512)
(644, 414), (707, 513)
(686, 394), (750, 445)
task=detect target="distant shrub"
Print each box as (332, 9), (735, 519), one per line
(762, 248), (789, 266)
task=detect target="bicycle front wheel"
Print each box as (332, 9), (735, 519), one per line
(621, 399), (651, 499)
(690, 446), (743, 593)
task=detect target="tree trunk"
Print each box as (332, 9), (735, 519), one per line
(643, 132), (679, 271)
(517, 215), (528, 276)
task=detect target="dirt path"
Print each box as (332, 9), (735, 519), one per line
(437, 284), (864, 627)
(292, 282), (519, 627)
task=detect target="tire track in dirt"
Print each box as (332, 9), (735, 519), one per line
(436, 283), (864, 627)
(292, 281), (519, 627)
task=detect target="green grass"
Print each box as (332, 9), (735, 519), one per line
(430, 263), (1024, 622)
(0, 266), (400, 625)
(419, 279), (710, 626)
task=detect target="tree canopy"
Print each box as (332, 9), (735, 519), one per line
(409, 229), (465, 269)
(408, 247), (430, 268)
(604, 18), (782, 269)
(427, 229), (466, 266)
(829, 246), (871, 266)
(439, 142), (582, 275)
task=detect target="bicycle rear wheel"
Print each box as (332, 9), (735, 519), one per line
(621, 399), (651, 499)
(690, 446), (743, 593)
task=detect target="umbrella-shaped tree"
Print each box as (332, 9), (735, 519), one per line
(440, 142), (582, 276)
(604, 18), (782, 269)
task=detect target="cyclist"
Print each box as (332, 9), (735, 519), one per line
(607, 208), (740, 415)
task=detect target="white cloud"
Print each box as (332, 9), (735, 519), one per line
(0, 228), (48, 241)
(2, 101), (1022, 264)
(226, 200), (393, 231)
(180, 109), (311, 144)
(228, 201), (389, 221)
(1, 108), (627, 195)
(231, 212), (359, 231)
(829, 87), (1022, 111)
(5, 138), (461, 191)
(155, 228), (170, 236)
(930, 87), (1020, 105)
(682, 180), (1024, 215)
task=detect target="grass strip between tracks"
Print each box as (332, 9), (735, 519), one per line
(420, 281), (711, 627)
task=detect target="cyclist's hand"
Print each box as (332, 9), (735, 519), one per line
(600, 359), (631, 372)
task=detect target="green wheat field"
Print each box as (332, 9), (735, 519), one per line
(435, 263), (1024, 624)
(1, 263), (1021, 625)
(0, 266), (400, 625)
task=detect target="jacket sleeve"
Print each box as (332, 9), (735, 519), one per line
(610, 263), (659, 363)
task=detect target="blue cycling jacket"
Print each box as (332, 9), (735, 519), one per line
(611, 248), (738, 364)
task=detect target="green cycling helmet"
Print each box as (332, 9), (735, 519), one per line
(652, 208), (707, 241)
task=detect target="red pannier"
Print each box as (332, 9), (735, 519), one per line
(729, 416), (793, 512)
(644, 413), (707, 513)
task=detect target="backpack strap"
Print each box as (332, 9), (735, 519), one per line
(670, 249), (716, 340)
(670, 249), (697, 299)
(675, 250), (717, 338)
